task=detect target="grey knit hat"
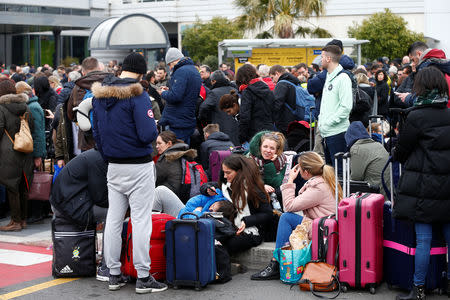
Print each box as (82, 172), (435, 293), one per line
(165, 48), (184, 64)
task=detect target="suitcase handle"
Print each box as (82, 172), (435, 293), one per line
(179, 212), (200, 220)
(334, 152), (344, 221)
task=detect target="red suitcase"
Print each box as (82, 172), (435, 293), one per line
(121, 213), (175, 280)
(338, 192), (384, 294)
(311, 153), (341, 265)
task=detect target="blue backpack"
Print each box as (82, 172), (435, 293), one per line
(278, 80), (316, 122)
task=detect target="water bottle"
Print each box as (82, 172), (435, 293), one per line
(270, 193), (282, 211)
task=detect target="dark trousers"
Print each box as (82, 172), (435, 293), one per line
(8, 175), (28, 222)
(223, 232), (263, 255)
(323, 131), (347, 176)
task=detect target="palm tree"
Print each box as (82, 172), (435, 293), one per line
(234, 0), (331, 39)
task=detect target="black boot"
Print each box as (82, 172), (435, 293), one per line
(250, 260), (279, 281)
(396, 285), (426, 300)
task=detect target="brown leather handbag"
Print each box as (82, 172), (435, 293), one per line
(27, 171), (53, 201)
(298, 261), (340, 299)
(4, 112), (33, 153)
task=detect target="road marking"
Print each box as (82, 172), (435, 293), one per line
(0, 249), (52, 266)
(0, 278), (78, 300)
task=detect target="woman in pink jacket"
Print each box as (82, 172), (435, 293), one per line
(251, 151), (342, 280)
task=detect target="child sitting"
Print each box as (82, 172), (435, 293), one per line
(178, 182), (231, 218)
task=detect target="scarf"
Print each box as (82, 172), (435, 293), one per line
(251, 153), (287, 175)
(239, 78), (262, 92)
(414, 89), (448, 107)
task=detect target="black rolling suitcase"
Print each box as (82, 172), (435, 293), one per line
(52, 216), (97, 278)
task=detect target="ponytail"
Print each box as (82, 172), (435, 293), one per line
(322, 165), (343, 201)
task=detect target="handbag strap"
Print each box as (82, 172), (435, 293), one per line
(305, 275), (341, 299)
(4, 129), (14, 144)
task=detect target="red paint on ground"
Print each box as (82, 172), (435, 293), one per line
(0, 242), (52, 288)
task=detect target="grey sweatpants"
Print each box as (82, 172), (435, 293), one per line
(104, 161), (155, 278)
(153, 186), (185, 217)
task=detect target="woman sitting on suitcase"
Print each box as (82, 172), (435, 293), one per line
(248, 131), (288, 207)
(394, 66), (450, 300)
(251, 151), (341, 280)
(219, 154), (273, 254)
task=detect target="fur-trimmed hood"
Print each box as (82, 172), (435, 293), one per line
(0, 93), (29, 116)
(0, 93), (28, 104)
(159, 143), (197, 162)
(91, 81), (143, 100)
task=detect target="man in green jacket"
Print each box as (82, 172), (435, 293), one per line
(318, 45), (353, 173)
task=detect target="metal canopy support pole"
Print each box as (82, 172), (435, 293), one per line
(53, 28), (61, 67)
(357, 44), (362, 66)
(218, 43), (223, 66)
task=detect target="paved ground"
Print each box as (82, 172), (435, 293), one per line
(0, 216), (447, 300)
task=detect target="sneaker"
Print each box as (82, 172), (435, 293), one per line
(135, 276), (168, 294)
(96, 265), (110, 282)
(109, 274), (126, 291)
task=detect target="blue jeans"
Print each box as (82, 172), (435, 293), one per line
(322, 131), (347, 176)
(164, 126), (195, 145)
(414, 222), (450, 286)
(275, 212), (304, 249)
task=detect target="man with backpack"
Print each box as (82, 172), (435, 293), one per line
(269, 64), (301, 135)
(92, 53), (167, 294)
(318, 45), (353, 174)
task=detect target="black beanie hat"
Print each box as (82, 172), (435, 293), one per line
(326, 39), (343, 51)
(122, 52), (147, 75)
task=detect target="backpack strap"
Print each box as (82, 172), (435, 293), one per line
(3, 129), (14, 144)
(278, 80), (299, 112)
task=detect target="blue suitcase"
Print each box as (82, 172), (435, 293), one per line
(382, 158), (447, 292)
(165, 213), (216, 290)
(383, 202), (447, 292)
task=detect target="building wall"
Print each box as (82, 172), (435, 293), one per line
(424, 0), (450, 54)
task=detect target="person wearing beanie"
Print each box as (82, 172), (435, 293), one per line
(91, 52), (167, 294)
(159, 47), (202, 144)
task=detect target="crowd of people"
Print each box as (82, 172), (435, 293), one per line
(0, 38), (449, 299)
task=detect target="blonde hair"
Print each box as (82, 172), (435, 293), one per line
(298, 151), (343, 201)
(48, 75), (61, 87)
(261, 131), (285, 156)
(204, 123), (220, 135)
(355, 73), (369, 85)
(15, 81), (33, 97)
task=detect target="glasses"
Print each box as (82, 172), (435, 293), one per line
(263, 132), (279, 141)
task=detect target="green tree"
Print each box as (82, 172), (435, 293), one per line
(182, 17), (243, 63)
(348, 8), (425, 60)
(234, 0), (331, 38)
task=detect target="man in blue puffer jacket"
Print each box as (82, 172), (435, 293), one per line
(159, 48), (202, 144)
(92, 52), (167, 294)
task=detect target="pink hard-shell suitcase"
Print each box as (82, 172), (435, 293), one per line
(311, 153), (341, 265)
(338, 192), (384, 294)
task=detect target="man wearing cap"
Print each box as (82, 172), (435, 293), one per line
(91, 52), (167, 294)
(159, 47), (202, 144)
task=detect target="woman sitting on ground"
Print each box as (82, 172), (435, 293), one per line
(155, 130), (197, 203)
(219, 155), (272, 254)
(248, 131), (288, 202)
(251, 151), (340, 280)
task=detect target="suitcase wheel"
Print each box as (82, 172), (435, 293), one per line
(369, 287), (376, 295)
(195, 287), (202, 291)
(341, 285), (348, 293)
(173, 285), (179, 290)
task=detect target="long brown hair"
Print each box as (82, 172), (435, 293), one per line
(220, 155), (269, 212)
(298, 151), (343, 201)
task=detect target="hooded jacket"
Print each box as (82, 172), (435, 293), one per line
(160, 58), (202, 129)
(156, 143), (197, 201)
(57, 81), (75, 105)
(0, 93), (34, 190)
(198, 80), (239, 145)
(273, 72), (300, 134)
(345, 121), (389, 195)
(178, 186), (228, 218)
(239, 80), (275, 143)
(50, 149), (108, 227)
(92, 75), (158, 163)
(393, 99), (450, 223)
(307, 55), (355, 119)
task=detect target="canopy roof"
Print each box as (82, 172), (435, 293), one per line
(219, 38), (369, 48)
(89, 14), (169, 50)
